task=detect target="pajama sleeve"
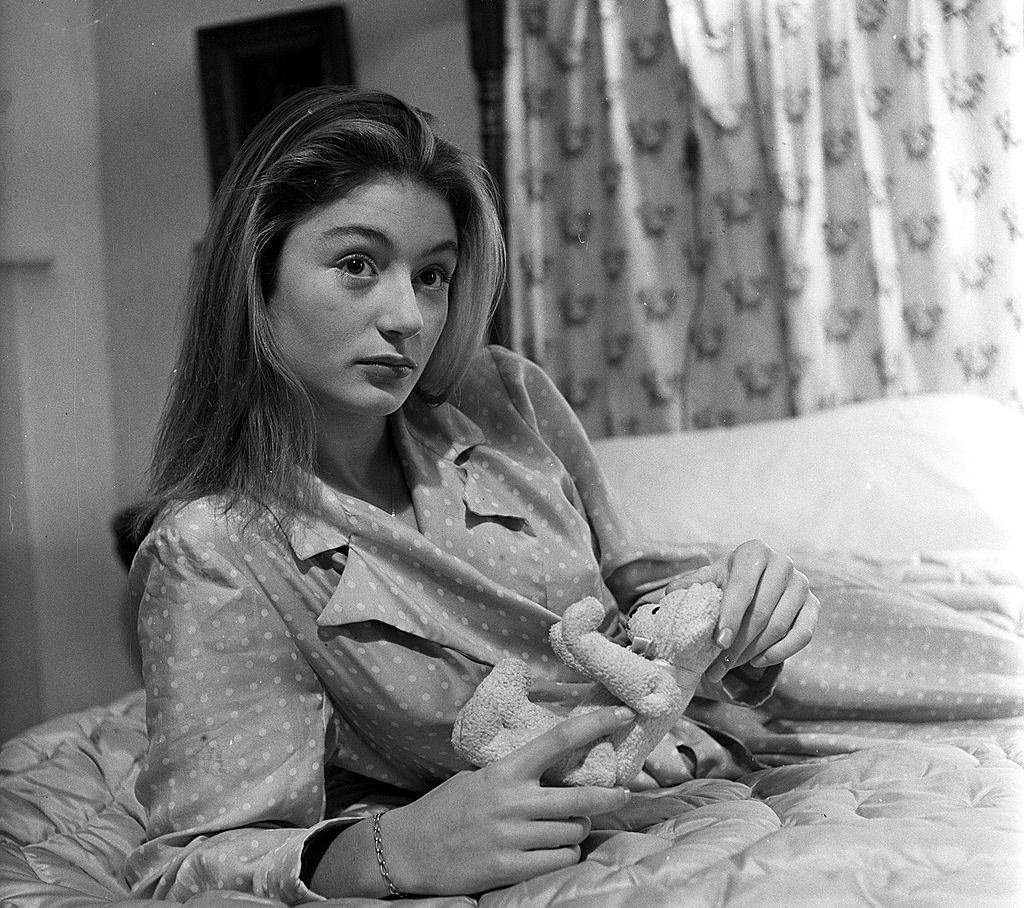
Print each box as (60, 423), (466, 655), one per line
(489, 346), (780, 707)
(487, 346), (711, 584)
(125, 521), (351, 904)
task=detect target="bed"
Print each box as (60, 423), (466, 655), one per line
(2, 392), (1023, 906)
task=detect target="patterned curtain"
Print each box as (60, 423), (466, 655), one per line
(504, 0), (1024, 437)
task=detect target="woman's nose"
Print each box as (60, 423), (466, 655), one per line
(377, 275), (423, 339)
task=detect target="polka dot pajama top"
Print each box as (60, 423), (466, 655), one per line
(126, 346), (771, 903)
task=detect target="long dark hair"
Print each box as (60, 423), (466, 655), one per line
(139, 87), (504, 532)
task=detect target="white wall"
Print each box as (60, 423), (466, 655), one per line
(0, 0), (129, 740)
(0, 0), (479, 739)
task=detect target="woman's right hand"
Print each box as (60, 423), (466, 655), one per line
(382, 705), (635, 895)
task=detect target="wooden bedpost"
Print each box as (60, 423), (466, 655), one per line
(465, 0), (511, 348)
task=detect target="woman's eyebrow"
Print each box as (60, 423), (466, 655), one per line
(320, 224), (459, 257)
(321, 224), (393, 247)
(425, 239), (460, 258)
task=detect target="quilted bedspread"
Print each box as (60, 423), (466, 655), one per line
(2, 552), (1023, 907)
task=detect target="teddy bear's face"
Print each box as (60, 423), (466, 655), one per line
(626, 582), (722, 664)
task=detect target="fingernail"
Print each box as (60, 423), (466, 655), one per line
(716, 628), (734, 649)
(750, 656), (768, 669)
(707, 664), (726, 683)
(613, 706), (634, 720)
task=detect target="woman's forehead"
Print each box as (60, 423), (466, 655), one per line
(293, 176), (459, 252)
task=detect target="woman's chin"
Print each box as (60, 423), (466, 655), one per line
(314, 387), (415, 421)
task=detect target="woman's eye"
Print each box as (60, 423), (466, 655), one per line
(338, 255), (374, 277)
(419, 267), (451, 289)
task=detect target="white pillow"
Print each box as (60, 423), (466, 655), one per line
(592, 394), (1024, 558)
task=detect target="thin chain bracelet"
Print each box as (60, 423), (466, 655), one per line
(372, 810), (405, 898)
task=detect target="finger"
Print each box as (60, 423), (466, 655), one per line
(475, 843), (584, 891)
(523, 817), (592, 849)
(742, 551), (796, 645)
(748, 591), (819, 666)
(730, 564), (805, 665)
(707, 548), (795, 681)
(715, 540), (772, 647)
(531, 784), (632, 819)
(517, 845), (583, 877)
(506, 706), (634, 778)
(736, 571), (809, 665)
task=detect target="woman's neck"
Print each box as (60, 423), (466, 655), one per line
(314, 415), (394, 510)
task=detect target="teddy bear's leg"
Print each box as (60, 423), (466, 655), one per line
(608, 661), (714, 783)
(555, 598), (687, 717)
(555, 739), (618, 788)
(540, 698), (621, 788)
(578, 642), (684, 718)
(452, 658), (537, 766)
(540, 685), (622, 787)
(488, 659), (537, 725)
(612, 714), (678, 785)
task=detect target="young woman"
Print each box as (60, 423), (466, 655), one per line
(127, 87), (818, 902)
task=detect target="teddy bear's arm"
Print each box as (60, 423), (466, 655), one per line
(561, 627), (681, 716)
(548, 621), (592, 675)
(584, 644), (684, 716)
(555, 597), (685, 716)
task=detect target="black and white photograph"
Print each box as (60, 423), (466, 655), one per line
(1, 1), (1022, 904)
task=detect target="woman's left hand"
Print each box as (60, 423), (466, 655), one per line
(665, 539), (819, 683)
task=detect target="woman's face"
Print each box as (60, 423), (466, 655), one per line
(269, 176), (458, 421)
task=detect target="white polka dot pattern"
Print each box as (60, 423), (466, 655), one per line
(125, 347), (712, 901)
(772, 574), (1024, 721)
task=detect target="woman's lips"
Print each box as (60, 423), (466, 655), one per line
(359, 354), (417, 379)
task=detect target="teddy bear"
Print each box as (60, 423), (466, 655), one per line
(450, 582), (723, 787)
